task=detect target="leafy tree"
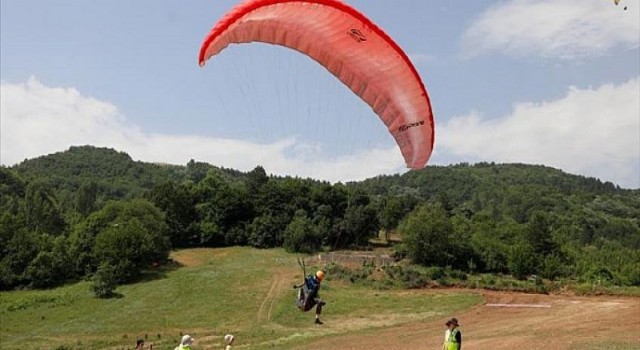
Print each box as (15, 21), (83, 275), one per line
(508, 242), (536, 280)
(539, 254), (564, 280)
(284, 210), (321, 253)
(199, 221), (224, 247)
(470, 227), (510, 273)
(0, 211), (25, 259)
(147, 181), (199, 247)
(526, 211), (557, 256)
(69, 199), (169, 279)
(448, 214), (476, 270)
(379, 197), (404, 241)
(335, 202), (379, 248)
(186, 159), (213, 183)
(25, 251), (57, 288)
(246, 165), (268, 194)
(312, 182), (348, 219)
(0, 229), (41, 288)
(224, 224), (249, 246)
(595, 217), (640, 249)
(195, 171), (252, 246)
(400, 204), (454, 266)
(24, 181), (66, 235)
(76, 181), (98, 217)
(91, 262), (118, 298)
(23, 235), (71, 288)
(312, 204), (334, 245)
(93, 218), (167, 283)
(248, 214), (282, 248)
(0, 167), (26, 201)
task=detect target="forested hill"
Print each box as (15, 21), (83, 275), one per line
(13, 146), (634, 197)
(354, 162), (629, 198)
(11, 146), (243, 206)
(8, 146), (640, 226)
(2, 146), (638, 291)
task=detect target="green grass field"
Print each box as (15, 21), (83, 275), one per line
(0, 247), (481, 350)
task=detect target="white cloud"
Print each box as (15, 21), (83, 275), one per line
(0, 77), (405, 183)
(435, 77), (640, 188)
(4, 77), (637, 187)
(463, 0), (640, 59)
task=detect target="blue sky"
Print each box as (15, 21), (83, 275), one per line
(1, 0), (639, 187)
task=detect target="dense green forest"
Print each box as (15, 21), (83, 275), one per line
(1, 146), (638, 295)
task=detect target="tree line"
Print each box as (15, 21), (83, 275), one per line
(1, 146), (638, 295)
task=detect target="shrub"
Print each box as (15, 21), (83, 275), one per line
(283, 212), (321, 253)
(90, 262), (117, 298)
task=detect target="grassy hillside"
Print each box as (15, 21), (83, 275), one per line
(0, 248), (481, 350)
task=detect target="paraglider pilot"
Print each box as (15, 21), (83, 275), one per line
(294, 270), (327, 324)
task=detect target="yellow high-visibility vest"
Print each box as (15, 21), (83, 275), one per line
(447, 327), (460, 350)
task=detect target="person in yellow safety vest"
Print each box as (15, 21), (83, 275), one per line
(174, 335), (194, 350)
(445, 318), (462, 350)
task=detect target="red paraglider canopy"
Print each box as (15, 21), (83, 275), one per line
(199, 0), (434, 168)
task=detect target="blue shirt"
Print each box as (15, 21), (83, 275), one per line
(304, 275), (320, 298)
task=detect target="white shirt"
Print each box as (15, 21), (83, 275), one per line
(442, 329), (451, 350)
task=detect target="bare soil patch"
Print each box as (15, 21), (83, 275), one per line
(294, 290), (640, 350)
(170, 248), (233, 267)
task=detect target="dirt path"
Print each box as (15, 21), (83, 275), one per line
(257, 270), (289, 322)
(293, 291), (640, 350)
